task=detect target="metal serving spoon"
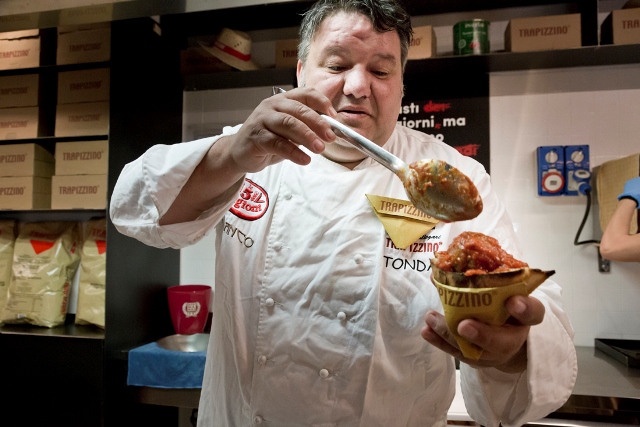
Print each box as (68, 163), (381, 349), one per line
(271, 87), (483, 222)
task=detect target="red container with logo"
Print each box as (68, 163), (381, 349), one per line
(167, 284), (211, 335)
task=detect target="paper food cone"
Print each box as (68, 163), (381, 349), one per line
(431, 259), (554, 360)
(366, 194), (439, 249)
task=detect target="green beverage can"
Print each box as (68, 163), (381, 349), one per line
(453, 19), (490, 55)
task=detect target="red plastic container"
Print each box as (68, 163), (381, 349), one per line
(167, 284), (211, 335)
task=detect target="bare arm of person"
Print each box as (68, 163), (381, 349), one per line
(159, 87), (337, 225)
(599, 198), (640, 262)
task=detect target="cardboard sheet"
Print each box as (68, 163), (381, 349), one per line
(366, 194), (439, 249)
(597, 154), (639, 234)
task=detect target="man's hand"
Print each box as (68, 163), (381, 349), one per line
(421, 294), (545, 373)
(223, 87), (337, 174)
(159, 87), (337, 225)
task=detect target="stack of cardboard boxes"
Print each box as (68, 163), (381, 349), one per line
(51, 25), (110, 210)
(0, 30), (41, 140)
(55, 23), (110, 138)
(51, 140), (108, 209)
(51, 67), (109, 209)
(0, 73), (40, 141)
(0, 143), (54, 210)
(54, 67), (110, 137)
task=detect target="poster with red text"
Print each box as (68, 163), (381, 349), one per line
(401, 68), (490, 173)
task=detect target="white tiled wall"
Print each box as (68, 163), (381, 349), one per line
(490, 64), (640, 346)
(180, 66), (640, 348)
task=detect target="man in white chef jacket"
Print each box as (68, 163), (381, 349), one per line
(110, 0), (577, 425)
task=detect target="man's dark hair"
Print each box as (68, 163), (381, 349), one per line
(298, 0), (413, 69)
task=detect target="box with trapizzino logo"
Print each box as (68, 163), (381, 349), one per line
(0, 176), (51, 210)
(0, 143), (54, 177)
(0, 30), (40, 70)
(57, 24), (111, 65)
(601, 6), (640, 45)
(54, 101), (109, 137)
(51, 174), (107, 209)
(0, 74), (39, 108)
(54, 141), (108, 176)
(505, 14), (581, 52)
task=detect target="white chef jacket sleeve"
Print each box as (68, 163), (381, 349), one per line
(109, 125), (244, 249)
(455, 162), (577, 427)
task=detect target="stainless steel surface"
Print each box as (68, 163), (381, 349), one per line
(156, 333), (209, 352)
(525, 420), (638, 426)
(547, 346), (640, 424)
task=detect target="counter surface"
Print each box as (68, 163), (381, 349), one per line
(572, 345), (640, 398)
(548, 345), (640, 424)
(132, 345), (640, 423)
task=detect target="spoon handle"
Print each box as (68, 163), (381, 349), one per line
(321, 115), (405, 174)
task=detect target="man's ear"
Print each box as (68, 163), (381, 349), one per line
(296, 61), (305, 87)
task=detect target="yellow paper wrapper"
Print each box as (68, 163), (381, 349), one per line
(431, 259), (554, 360)
(366, 194), (439, 249)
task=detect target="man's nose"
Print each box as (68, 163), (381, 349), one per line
(343, 67), (371, 99)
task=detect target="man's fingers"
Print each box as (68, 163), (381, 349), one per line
(505, 295), (545, 326)
(423, 311), (460, 350)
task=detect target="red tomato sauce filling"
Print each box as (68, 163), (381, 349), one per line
(433, 231), (528, 276)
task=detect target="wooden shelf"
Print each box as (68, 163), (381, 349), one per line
(416, 44), (640, 73)
(184, 67), (296, 91)
(0, 209), (106, 222)
(0, 315), (105, 340)
(0, 61), (111, 77)
(182, 44), (640, 91)
(0, 135), (109, 156)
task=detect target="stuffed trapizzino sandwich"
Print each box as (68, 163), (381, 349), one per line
(430, 231), (554, 359)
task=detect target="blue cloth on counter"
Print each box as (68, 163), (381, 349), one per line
(127, 342), (206, 389)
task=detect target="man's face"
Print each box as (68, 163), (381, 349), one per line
(297, 11), (404, 152)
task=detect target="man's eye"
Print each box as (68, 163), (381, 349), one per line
(373, 70), (389, 77)
(328, 65), (346, 71)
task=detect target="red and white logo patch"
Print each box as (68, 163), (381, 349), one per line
(230, 178), (269, 221)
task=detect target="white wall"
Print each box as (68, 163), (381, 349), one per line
(490, 64), (640, 346)
(180, 66), (640, 348)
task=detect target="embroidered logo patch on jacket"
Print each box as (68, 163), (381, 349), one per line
(230, 178), (269, 221)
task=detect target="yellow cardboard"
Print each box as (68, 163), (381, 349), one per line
(366, 194), (439, 249)
(433, 278), (530, 360)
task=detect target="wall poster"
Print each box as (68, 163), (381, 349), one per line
(400, 68), (490, 174)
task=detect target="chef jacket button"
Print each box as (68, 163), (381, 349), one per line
(273, 241), (283, 251)
(284, 193), (292, 200)
(337, 311), (346, 321)
(265, 297), (275, 307)
(354, 254), (364, 264)
(319, 368), (330, 378)
(258, 355), (267, 364)
(253, 415), (263, 424)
